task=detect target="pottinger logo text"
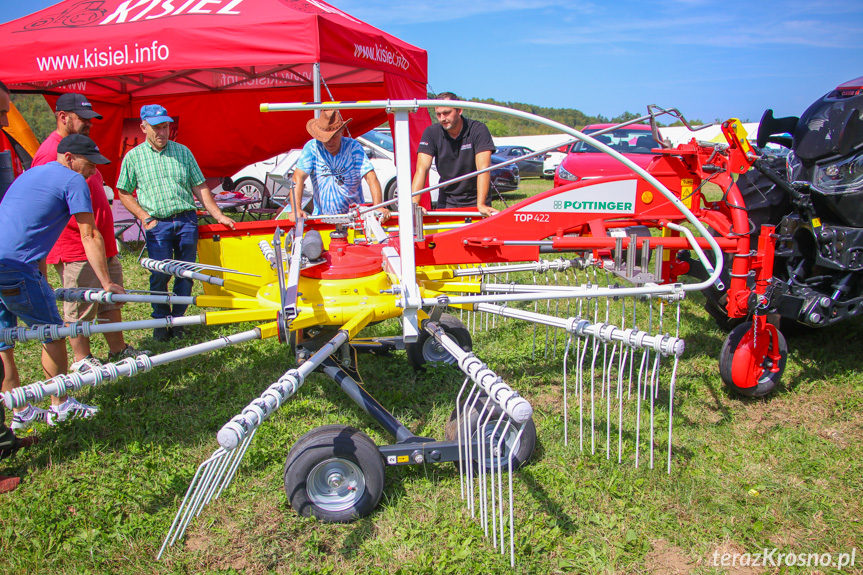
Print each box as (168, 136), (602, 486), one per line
(517, 180), (637, 215)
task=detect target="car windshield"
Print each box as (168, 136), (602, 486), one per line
(360, 129), (394, 152)
(570, 128), (657, 154)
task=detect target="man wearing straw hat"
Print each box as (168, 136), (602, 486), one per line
(284, 110), (389, 223)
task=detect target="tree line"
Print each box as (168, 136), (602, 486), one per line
(425, 96), (706, 137)
(12, 92), (706, 144)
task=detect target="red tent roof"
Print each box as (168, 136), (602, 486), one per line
(0, 0), (430, 185)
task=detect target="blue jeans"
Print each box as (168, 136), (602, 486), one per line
(0, 264), (64, 351)
(145, 210), (198, 319)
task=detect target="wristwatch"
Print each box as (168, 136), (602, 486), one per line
(145, 217), (156, 224)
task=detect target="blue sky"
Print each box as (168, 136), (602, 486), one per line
(3, 0), (862, 124)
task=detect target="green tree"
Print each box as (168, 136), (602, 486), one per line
(10, 94), (54, 142)
(484, 119), (508, 137)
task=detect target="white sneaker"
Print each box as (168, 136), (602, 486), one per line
(51, 397), (99, 422)
(70, 355), (103, 374)
(11, 404), (55, 432)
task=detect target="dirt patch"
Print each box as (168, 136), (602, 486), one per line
(736, 389), (863, 448)
(643, 539), (694, 574)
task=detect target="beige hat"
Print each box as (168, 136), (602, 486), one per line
(306, 109), (352, 143)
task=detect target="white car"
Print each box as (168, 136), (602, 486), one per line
(219, 129), (437, 210)
(543, 148), (568, 180)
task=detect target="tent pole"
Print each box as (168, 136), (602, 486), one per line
(313, 63), (321, 118)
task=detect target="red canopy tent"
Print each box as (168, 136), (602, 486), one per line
(0, 0), (431, 188)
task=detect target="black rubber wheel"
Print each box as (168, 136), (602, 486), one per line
(235, 178), (267, 209)
(283, 425), (385, 523)
(719, 321), (788, 397)
(384, 180), (397, 202)
(444, 394), (536, 472)
(406, 314), (472, 369)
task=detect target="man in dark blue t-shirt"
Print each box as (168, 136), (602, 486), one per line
(411, 92), (498, 216)
(0, 134), (124, 433)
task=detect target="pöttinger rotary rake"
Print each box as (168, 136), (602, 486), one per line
(2, 99), (761, 565)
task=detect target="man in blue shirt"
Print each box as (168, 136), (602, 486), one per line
(284, 110), (389, 222)
(0, 134), (124, 432)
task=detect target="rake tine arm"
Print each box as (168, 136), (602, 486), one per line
(2, 327), (263, 410)
(140, 258), (260, 297)
(474, 303), (685, 357)
(216, 329), (350, 450)
(0, 314), (206, 346)
(423, 320), (533, 425)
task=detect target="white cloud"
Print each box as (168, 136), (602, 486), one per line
(522, 4), (863, 49)
(332, 0), (579, 26)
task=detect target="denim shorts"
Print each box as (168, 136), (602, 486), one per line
(0, 264), (64, 351)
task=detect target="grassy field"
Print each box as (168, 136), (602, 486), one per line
(2, 178), (862, 575)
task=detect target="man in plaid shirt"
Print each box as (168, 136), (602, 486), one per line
(117, 104), (235, 342)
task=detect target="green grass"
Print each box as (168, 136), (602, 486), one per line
(2, 181), (862, 575)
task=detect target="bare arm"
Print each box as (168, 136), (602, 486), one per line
(364, 170), (389, 223)
(475, 150), (498, 216)
(411, 152), (434, 207)
(284, 168), (310, 223)
(74, 212), (125, 295)
(117, 188), (157, 230)
(192, 183), (236, 229)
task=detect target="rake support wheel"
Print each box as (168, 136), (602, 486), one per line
(719, 321), (787, 397)
(407, 313), (472, 369)
(444, 394), (536, 473)
(283, 425), (385, 523)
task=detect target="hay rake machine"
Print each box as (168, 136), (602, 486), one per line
(1, 99), (776, 565)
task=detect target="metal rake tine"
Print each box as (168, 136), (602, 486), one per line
(590, 332), (600, 454)
(635, 348), (649, 468)
(562, 334), (573, 446)
(178, 448), (230, 538)
(454, 376), (471, 499)
(488, 411), (507, 550)
(507, 424), (528, 569)
(476, 396), (494, 535)
(214, 427), (259, 501)
(463, 387), (483, 515)
(531, 272), (538, 360)
(496, 419), (512, 555)
(667, 356), (680, 474)
(553, 296), (560, 358)
(158, 448), (227, 558)
(656, 300), (665, 399)
(649, 351), (661, 469)
(198, 444), (240, 511)
(606, 342), (615, 459)
(578, 329), (590, 453)
(617, 345), (629, 464)
(644, 298), (655, 401)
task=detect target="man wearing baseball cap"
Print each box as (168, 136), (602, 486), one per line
(31, 94), (148, 378)
(117, 104), (235, 341)
(0, 134), (125, 431)
(283, 109), (388, 223)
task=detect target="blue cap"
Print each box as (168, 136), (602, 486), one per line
(140, 104), (173, 125)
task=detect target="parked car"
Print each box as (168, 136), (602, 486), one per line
(489, 154), (520, 193)
(494, 145), (544, 178)
(553, 124), (662, 187)
(543, 144), (569, 179)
